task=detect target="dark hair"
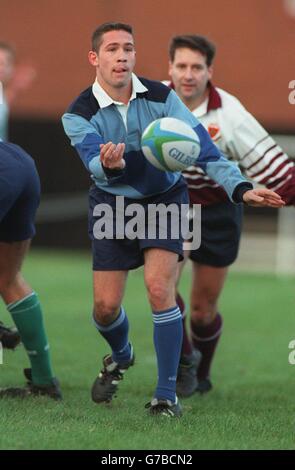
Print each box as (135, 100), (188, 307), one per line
(169, 35), (216, 66)
(91, 22), (133, 52)
(0, 42), (16, 60)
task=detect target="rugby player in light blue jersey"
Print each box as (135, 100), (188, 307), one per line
(62, 22), (284, 418)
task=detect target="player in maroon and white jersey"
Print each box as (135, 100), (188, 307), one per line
(166, 35), (295, 397)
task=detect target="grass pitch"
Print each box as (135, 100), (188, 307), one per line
(0, 250), (294, 450)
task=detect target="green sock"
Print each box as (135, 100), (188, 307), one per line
(7, 292), (54, 385)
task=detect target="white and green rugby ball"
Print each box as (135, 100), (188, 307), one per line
(141, 117), (200, 172)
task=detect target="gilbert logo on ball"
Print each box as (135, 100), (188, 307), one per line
(141, 117), (200, 172)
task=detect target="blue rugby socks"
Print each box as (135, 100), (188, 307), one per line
(94, 306), (132, 364)
(153, 306), (182, 403)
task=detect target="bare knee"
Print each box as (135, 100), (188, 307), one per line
(146, 278), (172, 311)
(93, 299), (121, 325)
(191, 293), (218, 326)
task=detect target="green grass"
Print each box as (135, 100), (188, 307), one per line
(0, 249), (294, 450)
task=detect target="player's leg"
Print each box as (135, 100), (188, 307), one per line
(93, 269), (130, 363)
(91, 270), (135, 403)
(88, 186), (142, 404)
(188, 200), (243, 393)
(0, 143), (61, 399)
(0, 239), (61, 399)
(0, 239), (31, 304)
(144, 248), (182, 417)
(176, 250), (194, 356)
(142, 177), (188, 416)
(190, 263), (227, 392)
(0, 243), (22, 347)
(175, 253), (202, 398)
(0, 148), (22, 349)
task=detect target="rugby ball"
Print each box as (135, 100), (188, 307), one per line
(141, 117), (200, 172)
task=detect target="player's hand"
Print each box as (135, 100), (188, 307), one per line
(243, 188), (285, 208)
(100, 142), (126, 170)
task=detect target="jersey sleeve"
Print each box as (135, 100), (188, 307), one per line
(164, 90), (252, 202)
(226, 110), (295, 205)
(62, 112), (124, 183)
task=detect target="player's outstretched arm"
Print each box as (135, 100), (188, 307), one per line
(242, 188), (285, 208)
(227, 109), (295, 206)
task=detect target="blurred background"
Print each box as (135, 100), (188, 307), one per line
(1, 0), (295, 273)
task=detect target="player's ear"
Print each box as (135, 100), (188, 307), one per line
(88, 51), (99, 67)
(168, 61), (173, 78)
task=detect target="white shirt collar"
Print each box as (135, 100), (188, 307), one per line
(92, 73), (147, 108)
(192, 97), (209, 118)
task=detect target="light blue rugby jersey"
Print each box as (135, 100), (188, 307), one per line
(62, 76), (248, 200)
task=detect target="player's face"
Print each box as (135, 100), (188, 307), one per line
(0, 49), (14, 85)
(169, 48), (212, 104)
(89, 30), (136, 91)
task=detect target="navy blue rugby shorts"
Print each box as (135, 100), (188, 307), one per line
(88, 178), (189, 271)
(0, 142), (41, 242)
(189, 200), (243, 268)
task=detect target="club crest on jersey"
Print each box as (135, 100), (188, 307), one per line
(208, 123), (221, 141)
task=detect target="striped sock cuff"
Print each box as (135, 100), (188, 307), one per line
(191, 313), (223, 342)
(152, 306), (182, 325)
(191, 326), (223, 342)
(7, 292), (38, 313)
(93, 306), (126, 332)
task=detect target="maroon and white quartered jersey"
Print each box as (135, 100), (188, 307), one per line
(167, 82), (295, 206)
